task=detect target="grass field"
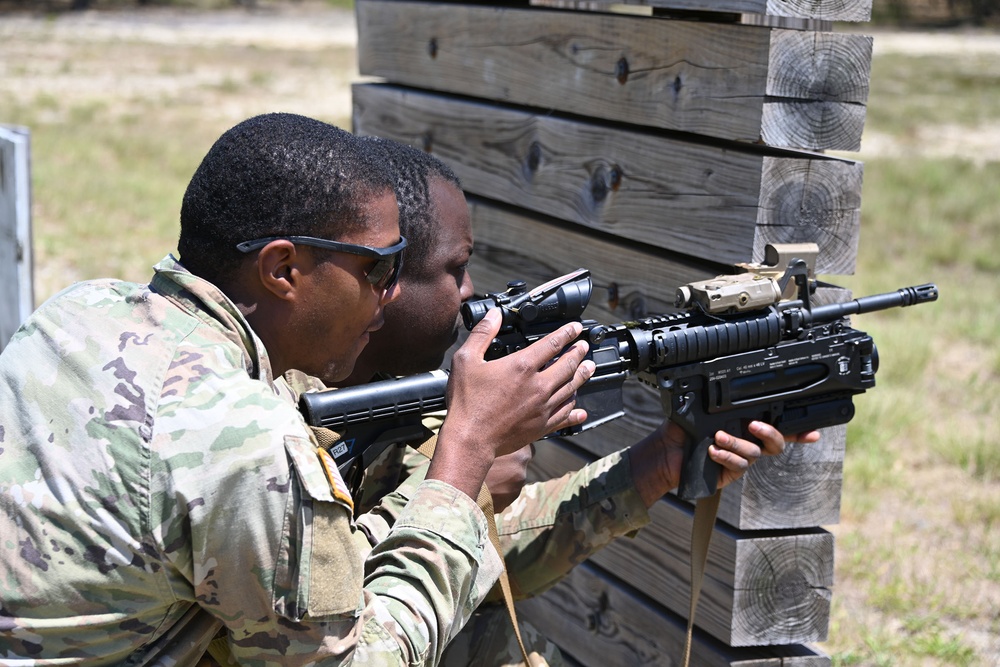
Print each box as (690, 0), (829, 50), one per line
(1, 6), (998, 665)
(819, 42), (1000, 665)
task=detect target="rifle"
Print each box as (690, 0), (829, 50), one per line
(299, 245), (938, 500)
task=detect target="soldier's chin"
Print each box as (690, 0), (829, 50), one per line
(424, 340), (456, 374)
(324, 340), (367, 384)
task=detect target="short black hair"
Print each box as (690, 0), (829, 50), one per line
(178, 113), (393, 285)
(360, 137), (462, 279)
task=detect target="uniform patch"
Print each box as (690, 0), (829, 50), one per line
(308, 500), (365, 617)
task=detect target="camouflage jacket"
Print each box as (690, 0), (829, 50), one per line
(0, 256), (502, 666)
(283, 371), (652, 602)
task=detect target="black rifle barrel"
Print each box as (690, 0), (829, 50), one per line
(614, 283), (937, 373)
(807, 283), (938, 323)
(300, 283), (938, 437)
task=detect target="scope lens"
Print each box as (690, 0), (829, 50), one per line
(461, 299), (493, 330)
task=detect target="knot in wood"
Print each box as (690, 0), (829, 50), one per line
(615, 56), (629, 85)
(585, 591), (611, 634)
(607, 282), (619, 310)
(428, 37), (438, 59)
(590, 169), (608, 203)
(589, 163), (622, 203)
(590, 169), (608, 204)
(526, 141), (542, 173)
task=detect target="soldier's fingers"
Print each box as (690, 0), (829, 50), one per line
(747, 421), (789, 456)
(541, 350), (595, 410)
(790, 430), (822, 444)
(545, 398), (588, 433)
(541, 339), (591, 380)
(520, 321), (585, 368)
(709, 431), (761, 472)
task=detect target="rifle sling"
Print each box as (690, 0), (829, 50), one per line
(683, 489), (722, 667)
(415, 436), (536, 667)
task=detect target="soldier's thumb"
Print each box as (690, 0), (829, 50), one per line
(464, 307), (502, 360)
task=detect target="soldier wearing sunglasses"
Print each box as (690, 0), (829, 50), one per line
(0, 113), (594, 665)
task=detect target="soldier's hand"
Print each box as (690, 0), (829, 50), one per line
(445, 308), (594, 457)
(629, 420), (821, 508)
(429, 308), (594, 500)
(709, 422), (821, 489)
(485, 444), (535, 512)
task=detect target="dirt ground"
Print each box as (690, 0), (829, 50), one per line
(2, 4), (998, 664)
(858, 30), (1000, 165)
(0, 2), (357, 50)
(0, 2), (362, 130)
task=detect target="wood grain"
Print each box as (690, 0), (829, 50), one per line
(353, 83), (863, 274)
(357, 1), (872, 148)
(517, 561), (832, 666)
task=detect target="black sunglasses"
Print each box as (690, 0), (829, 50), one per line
(236, 235), (408, 291)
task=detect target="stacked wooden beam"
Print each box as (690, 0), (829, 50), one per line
(351, 0), (872, 663)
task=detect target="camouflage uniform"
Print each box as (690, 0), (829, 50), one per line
(377, 448), (649, 667)
(0, 256), (503, 666)
(283, 373), (652, 667)
(358, 446), (648, 597)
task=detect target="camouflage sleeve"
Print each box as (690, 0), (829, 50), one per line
(358, 447), (651, 602)
(495, 450), (651, 599)
(355, 422), (649, 603)
(356, 456), (429, 545)
(156, 341), (503, 666)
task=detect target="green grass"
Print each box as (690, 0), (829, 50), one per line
(830, 516), (994, 665)
(818, 42), (1000, 666)
(32, 118), (196, 278)
(833, 158), (1000, 489)
(6, 97), (223, 289)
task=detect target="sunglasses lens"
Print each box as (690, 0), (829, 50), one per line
(366, 251), (402, 290)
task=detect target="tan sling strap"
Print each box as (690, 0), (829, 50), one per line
(415, 435), (536, 667)
(309, 423), (341, 452)
(205, 630), (234, 666)
(681, 489), (722, 667)
(311, 426), (533, 663)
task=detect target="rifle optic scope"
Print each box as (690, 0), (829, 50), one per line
(461, 269), (593, 335)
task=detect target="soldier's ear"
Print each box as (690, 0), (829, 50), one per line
(255, 240), (302, 302)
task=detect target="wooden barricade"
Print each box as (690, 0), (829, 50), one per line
(351, 0), (872, 663)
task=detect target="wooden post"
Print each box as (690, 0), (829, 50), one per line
(0, 126), (32, 352)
